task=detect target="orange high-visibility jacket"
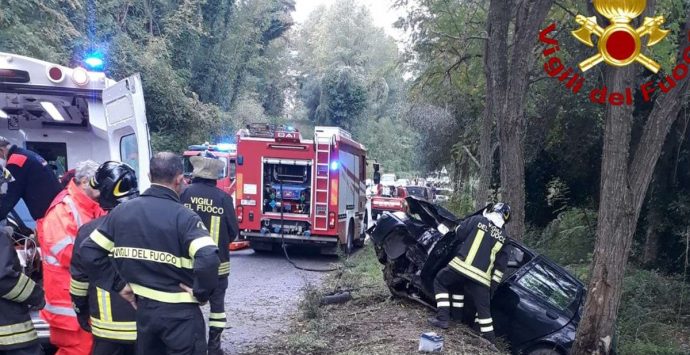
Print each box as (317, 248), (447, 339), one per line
(37, 180), (104, 331)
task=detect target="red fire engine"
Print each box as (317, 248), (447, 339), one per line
(182, 143), (237, 197)
(235, 124), (367, 254)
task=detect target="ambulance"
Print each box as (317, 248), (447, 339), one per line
(0, 52), (152, 348)
(235, 124), (367, 254)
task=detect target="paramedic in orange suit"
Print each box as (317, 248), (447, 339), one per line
(38, 160), (104, 355)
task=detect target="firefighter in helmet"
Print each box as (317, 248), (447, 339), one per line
(70, 161), (140, 354)
(428, 202), (511, 345)
(0, 165), (46, 355)
(180, 152), (238, 355)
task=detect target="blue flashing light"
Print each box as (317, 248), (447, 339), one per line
(84, 51), (105, 71)
(330, 161), (339, 170)
(216, 143), (236, 152)
(286, 125), (295, 132)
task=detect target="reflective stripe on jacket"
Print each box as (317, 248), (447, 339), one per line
(38, 180), (104, 330)
(448, 215), (509, 287)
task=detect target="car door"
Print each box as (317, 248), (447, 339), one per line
(102, 74), (151, 190)
(492, 256), (580, 348)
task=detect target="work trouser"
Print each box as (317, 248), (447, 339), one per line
(0, 343), (42, 355)
(135, 297), (206, 355)
(208, 277), (228, 355)
(92, 338), (135, 355)
(50, 326), (93, 355)
(433, 266), (495, 342)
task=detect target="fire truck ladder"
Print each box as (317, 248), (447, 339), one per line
(313, 132), (333, 231)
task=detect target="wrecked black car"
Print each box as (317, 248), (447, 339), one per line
(370, 197), (585, 355)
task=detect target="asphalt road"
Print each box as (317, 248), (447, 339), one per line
(213, 247), (338, 354)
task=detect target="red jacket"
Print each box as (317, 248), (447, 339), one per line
(37, 180), (104, 331)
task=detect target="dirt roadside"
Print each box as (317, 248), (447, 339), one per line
(244, 245), (505, 355)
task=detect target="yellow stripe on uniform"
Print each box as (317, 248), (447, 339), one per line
(487, 241), (504, 276)
(465, 229), (485, 265)
(189, 236), (216, 258)
(209, 321), (227, 328)
(91, 324), (137, 341)
(218, 262), (230, 275)
(0, 320), (37, 346)
(90, 230), (114, 251)
(449, 258), (491, 287)
(69, 278), (89, 297)
(210, 216), (221, 245)
(90, 318), (136, 331)
(130, 283), (198, 304)
(2, 273), (35, 303)
(209, 312), (226, 319)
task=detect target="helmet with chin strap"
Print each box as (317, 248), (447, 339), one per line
(90, 161), (139, 210)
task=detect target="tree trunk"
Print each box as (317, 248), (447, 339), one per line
(572, 65), (636, 355)
(573, 13), (690, 354)
(496, 0), (554, 240)
(475, 108), (494, 209)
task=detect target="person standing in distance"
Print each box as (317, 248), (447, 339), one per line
(181, 153), (238, 355)
(80, 152), (220, 355)
(70, 161), (140, 355)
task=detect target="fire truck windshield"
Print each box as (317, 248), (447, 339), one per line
(183, 156), (233, 179)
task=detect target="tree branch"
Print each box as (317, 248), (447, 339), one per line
(463, 145), (481, 168)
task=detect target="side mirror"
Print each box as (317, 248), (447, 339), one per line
(373, 171), (381, 185)
(237, 156), (244, 166)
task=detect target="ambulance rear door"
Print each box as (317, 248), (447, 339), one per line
(102, 74), (151, 190)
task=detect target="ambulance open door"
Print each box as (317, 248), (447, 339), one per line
(102, 74), (152, 190)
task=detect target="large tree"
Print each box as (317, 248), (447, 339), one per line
(572, 9), (690, 354)
(484, 0), (554, 239)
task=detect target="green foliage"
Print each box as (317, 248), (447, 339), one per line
(527, 208), (597, 265)
(0, 0), (292, 151)
(617, 269), (690, 354)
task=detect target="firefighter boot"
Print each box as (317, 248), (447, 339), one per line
(427, 317), (449, 329)
(208, 327), (224, 355)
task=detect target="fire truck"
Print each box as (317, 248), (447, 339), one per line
(182, 143), (237, 197)
(1, 52), (152, 348)
(235, 124), (367, 254)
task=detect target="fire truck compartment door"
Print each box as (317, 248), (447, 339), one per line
(263, 158), (312, 166)
(102, 74), (151, 190)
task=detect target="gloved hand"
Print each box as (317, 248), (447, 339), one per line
(77, 314), (91, 332)
(29, 298), (45, 311)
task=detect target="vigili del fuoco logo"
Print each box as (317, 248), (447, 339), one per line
(538, 0), (690, 106)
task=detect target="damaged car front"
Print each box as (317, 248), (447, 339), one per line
(370, 197), (585, 355)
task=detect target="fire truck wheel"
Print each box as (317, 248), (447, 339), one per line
(355, 211), (367, 248)
(341, 219), (355, 255)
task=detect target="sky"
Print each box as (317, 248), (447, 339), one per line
(292, 0), (408, 43)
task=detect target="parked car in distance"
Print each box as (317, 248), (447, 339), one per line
(433, 187), (453, 203)
(370, 198), (585, 355)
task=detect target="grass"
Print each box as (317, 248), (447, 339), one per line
(247, 244), (504, 354)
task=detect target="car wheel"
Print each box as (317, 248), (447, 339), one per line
(526, 345), (563, 355)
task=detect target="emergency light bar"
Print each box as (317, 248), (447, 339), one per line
(187, 143), (237, 153)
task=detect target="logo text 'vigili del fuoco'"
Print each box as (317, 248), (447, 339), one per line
(538, 0), (690, 106)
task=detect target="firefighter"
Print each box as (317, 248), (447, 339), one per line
(0, 166), (46, 355)
(0, 137), (62, 221)
(428, 202), (511, 344)
(70, 161), (140, 355)
(38, 160), (104, 355)
(180, 153), (238, 355)
(80, 152), (220, 355)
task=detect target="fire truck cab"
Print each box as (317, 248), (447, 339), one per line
(182, 143), (237, 199)
(235, 124), (367, 254)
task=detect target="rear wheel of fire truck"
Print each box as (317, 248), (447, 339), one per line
(341, 219), (355, 255)
(354, 211), (367, 248)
